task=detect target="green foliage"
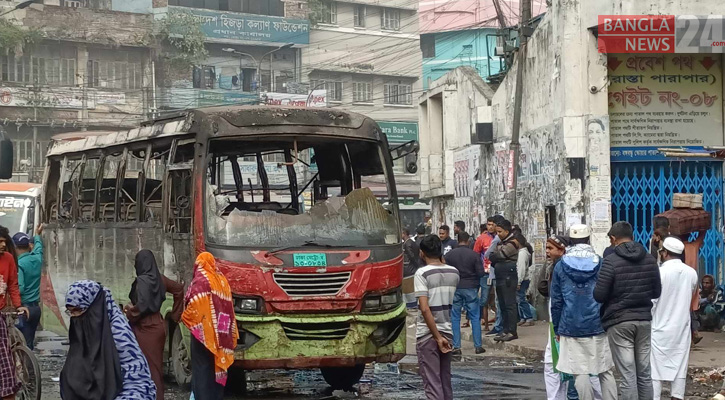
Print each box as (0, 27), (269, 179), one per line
(156, 10), (208, 70)
(0, 19), (41, 51)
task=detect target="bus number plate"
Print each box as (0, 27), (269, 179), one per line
(293, 253), (327, 267)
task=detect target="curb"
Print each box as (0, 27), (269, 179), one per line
(460, 331), (715, 375)
(461, 330), (544, 361)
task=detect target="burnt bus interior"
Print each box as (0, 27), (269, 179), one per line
(42, 137), (195, 235)
(205, 135), (400, 248)
(206, 136), (390, 215)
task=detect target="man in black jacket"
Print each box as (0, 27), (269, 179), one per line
(489, 219), (520, 342)
(594, 221), (661, 400)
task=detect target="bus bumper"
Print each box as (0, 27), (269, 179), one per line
(234, 304), (407, 369)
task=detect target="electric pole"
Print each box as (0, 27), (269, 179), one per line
(508, 0), (531, 218)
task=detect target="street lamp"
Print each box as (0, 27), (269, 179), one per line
(222, 48), (258, 90)
(223, 43), (294, 93)
(0, 0), (38, 17)
(258, 43), (294, 93)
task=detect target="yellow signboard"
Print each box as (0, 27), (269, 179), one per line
(608, 54), (723, 158)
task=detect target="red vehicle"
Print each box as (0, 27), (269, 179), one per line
(37, 106), (407, 389)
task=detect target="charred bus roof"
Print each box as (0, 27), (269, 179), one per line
(47, 106), (385, 158)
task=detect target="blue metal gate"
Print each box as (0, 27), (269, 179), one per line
(611, 161), (724, 282)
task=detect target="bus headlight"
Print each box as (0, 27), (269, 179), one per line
(234, 296), (263, 314)
(362, 288), (402, 313)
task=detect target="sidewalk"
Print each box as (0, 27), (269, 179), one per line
(460, 320), (725, 371)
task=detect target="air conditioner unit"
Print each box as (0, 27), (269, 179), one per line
(472, 123), (493, 144)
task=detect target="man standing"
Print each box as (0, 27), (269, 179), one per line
(415, 225), (426, 246)
(489, 219), (520, 342)
(651, 237), (698, 400)
(438, 225), (457, 256)
(445, 232), (485, 355)
(540, 235), (571, 400)
(415, 235), (460, 400)
(594, 221), (661, 400)
(13, 225), (44, 350)
(402, 228), (421, 309)
(473, 220), (495, 329)
(0, 227), (28, 398)
(453, 221), (474, 249)
(482, 215), (505, 335)
(512, 226), (535, 326)
(551, 225), (617, 400)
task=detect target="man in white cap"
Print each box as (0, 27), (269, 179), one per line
(651, 236), (699, 400)
(550, 224), (616, 400)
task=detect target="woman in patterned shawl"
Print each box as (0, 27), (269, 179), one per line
(61, 280), (156, 400)
(182, 252), (239, 400)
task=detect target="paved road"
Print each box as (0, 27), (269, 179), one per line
(32, 329), (718, 399)
(35, 329), (546, 399)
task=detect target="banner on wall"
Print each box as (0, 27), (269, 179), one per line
(453, 146), (479, 199)
(608, 53), (723, 161)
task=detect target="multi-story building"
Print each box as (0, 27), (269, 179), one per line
(153, 0), (310, 111)
(0, 0), (156, 182)
(301, 0), (422, 198)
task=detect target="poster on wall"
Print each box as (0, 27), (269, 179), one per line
(453, 146), (479, 199)
(608, 54), (723, 161)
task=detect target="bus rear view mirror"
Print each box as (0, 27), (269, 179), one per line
(0, 139), (13, 180)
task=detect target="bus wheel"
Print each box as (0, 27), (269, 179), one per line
(320, 364), (365, 390)
(171, 325), (192, 387)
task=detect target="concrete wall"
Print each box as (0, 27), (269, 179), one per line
(488, 0), (611, 253)
(304, 1), (421, 122)
(419, 67), (494, 202)
(112, 0), (153, 13)
(23, 5), (154, 47)
(305, 3), (420, 77)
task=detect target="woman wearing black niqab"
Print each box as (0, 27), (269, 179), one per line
(61, 283), (123, 400)
(124, 249), (184, 400)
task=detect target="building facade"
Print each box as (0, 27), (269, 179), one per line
(419, 0), (725, 284)
(0, 0), (156, 182)
(154, 0), (310, 111)
(302, 0), (422, 197)
(421, 27), (504, 90)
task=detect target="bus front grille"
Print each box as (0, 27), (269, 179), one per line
(273, 271), (351, 297)
(281, 321), (351, 341)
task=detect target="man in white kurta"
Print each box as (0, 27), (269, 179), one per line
(651, 237), (699, 400)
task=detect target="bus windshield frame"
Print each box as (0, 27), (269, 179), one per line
(203, 135), (401, 250)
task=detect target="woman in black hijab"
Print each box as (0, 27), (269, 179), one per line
(61, 282), (123, 400)
(124, 249), (180, 400)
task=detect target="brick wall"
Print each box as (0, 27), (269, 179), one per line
(284, 0), (308, 19)
(23, 5), (154, 47)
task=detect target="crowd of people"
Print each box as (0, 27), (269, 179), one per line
(0, 223), (239, 400)
(401, 215), (724, 400)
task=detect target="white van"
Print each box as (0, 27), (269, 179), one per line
(0, 182), (41, 235)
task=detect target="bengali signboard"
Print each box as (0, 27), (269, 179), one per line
(608, 54), (723, 161)
(169, 6), (309, 45)
(0, 87), (93, 109)
(378, 121), (419, 144)
(261, 90), (326, 107)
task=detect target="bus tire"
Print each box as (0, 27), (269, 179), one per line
(320, 364), (365, 390)
(171, 325), (192, 387)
